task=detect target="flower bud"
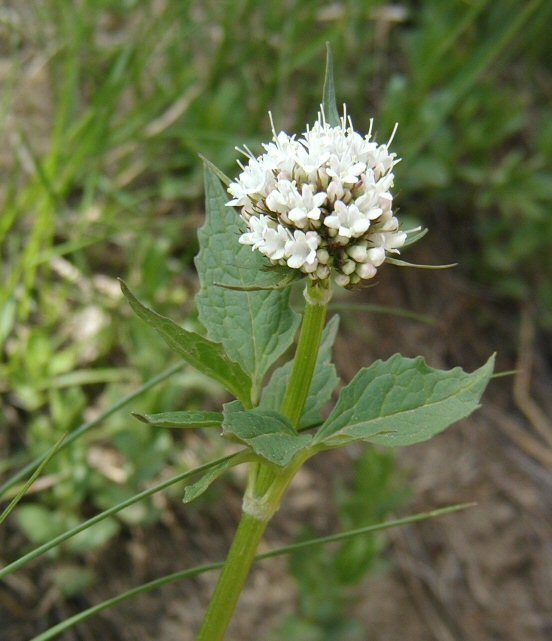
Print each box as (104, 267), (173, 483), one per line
(347, 244), (367, 262)
(327, 180), (344, 203)
(366, 247), (386, 266)
(316, 264), (330, 280)
(341, 260), (356, 275)
(317, 248), (330, 264)
(357, 263), (377, 279)
(335, 273), (350, 287)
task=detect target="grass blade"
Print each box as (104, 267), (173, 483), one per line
(408, 0), (544, 160)
(0, 432), (68, 527)
(0, 453), (242, 580)
(29, 502), (474, 641)
(328, 303), (435, 326)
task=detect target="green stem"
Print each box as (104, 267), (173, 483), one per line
(195, 511), (268, 641)
(280, 279), (329, 427)
(195, 464), (301, 641)
(195, 279), (330, 641)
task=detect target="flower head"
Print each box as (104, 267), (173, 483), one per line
(228, 108), (410, 287)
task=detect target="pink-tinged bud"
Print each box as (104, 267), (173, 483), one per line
(335, 273), (350, 287)
(357, 263), (377, 279)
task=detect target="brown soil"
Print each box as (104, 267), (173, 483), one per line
(2, 252), (551, 641)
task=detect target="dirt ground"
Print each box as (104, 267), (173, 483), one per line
(2, 240), (551, 641)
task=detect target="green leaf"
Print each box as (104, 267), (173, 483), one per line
(15, 505), (65, 544)
(222, 401), (312, 467)
(198, 154), (231, 186)
(215, 268), (303, 291)
(183, 454), (247, 503)
(261, 315), (340, 429)
(401, 227), (428, 248)
(386, 257), (457, 269)
(67, 518), (120, 554)
(314, 354), (495, 447)
(195, 168), (300, 402)
(323, 42), (340, 127)
(120, 280), (252, 405)
(132, 410), (223, 429)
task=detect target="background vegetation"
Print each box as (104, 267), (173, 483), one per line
(1, 0), (551, 638)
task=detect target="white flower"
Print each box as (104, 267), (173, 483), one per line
(227, 159), (273, 206)
(288, 185), (327, 225)
(266, 180), (297, 215)
(239, 215), (269, 249)
(324, 201), (370, 238)
(263, 131), (300, 177)
(367, 144), (396, 179)
(326, 153), (366, 185)
(355, 192), (383, 220)
(261, 224), (290, 260)
(295, 140), (330, 174)
(226, 107), (410, 286)
(285, 231), (319, 271)
(369, 231), (406, 254)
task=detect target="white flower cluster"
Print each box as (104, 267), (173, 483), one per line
(227, 109), (408, 287)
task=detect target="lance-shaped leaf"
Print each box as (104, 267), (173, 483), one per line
(401, 227), (428, 248)
(195, 168), (300, 402)
(323, 43), (340, 127)
(222, 401), (312, 467)
(132, 411), (223, 429)
(261, 315), (340, 429)
(314, 354), (495, 447)
(386, 257), (457, 269)
(183, 453), (248, 503)
(120, 281), (252, 405)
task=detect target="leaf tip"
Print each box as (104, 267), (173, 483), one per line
(131, 412), (149, 425)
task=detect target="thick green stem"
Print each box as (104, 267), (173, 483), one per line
(195, 463), (301, 641)
(279, 279), (329, 427)
(195, 511), (267, 641)
(195, 279), (330, 641)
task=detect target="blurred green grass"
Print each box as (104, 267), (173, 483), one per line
(1, 0), (551, 559)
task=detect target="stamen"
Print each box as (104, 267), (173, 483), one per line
(367, 118), (374, 139)
(388, 122), (399, 147)
(268, 111), (278, 142)
(243, 145), (256, 160)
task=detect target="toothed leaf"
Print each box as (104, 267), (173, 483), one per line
(222, 401), (312, 467)
(195, 169), (300, 403)
(314, 354), (495, 447)
(120, 281), (252, 405)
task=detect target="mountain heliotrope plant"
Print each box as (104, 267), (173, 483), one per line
(119, 49), (494, 641)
